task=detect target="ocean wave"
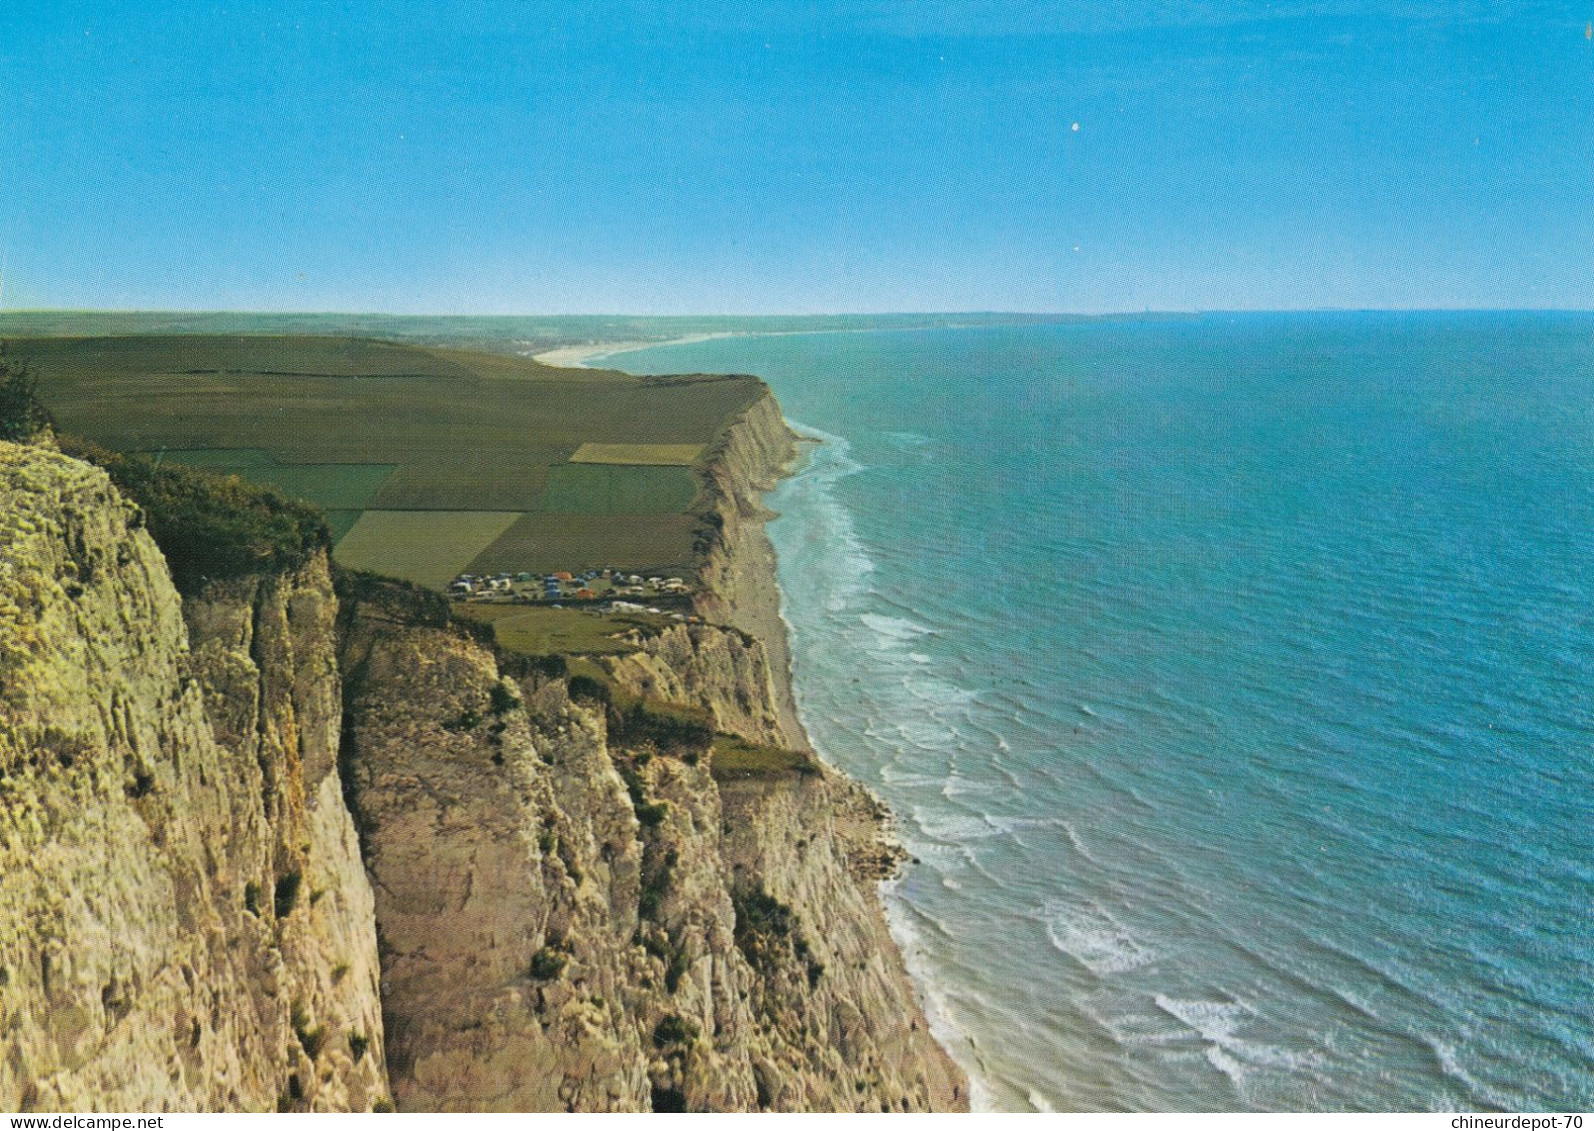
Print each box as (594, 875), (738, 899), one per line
(875, 888), (998, 1110)
(1423, 1033), (1527, 1111)
(912, 805), (1004, 844)
(941, 774), (996, 799)
(769, 420), (875, 615)
(859, 611), (935, 642)
(1057, 820), (1108, 870)
(877, 714), (958, 754)
(1046, 900), (1158, 976)
(1079, 989), (1191, 1047)
(1152, 994), (1325, 1102)
(898, 674), (977, 708)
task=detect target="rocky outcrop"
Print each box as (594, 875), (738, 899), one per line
(690, 391), (807, 747)
(333, 388), (965, 1111)
(600, 622), (786, 748)
(338, 610), (963, 1111)
(0, 443), (387, 1112)
(0, 383), (966, 1112)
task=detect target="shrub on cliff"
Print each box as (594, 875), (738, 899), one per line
(610, 697), (716, 756)
(0, 345), (52, 443)
(709, 735), (816, 781)
(332, 568), (453, 628)
(732, 885), (796, 972)
(57, 435), (330, 594)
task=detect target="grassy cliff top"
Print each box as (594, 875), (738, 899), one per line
(56, 434), (330, 595)
(16, 334), (767, 584)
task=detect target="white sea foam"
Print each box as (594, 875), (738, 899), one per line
(900, 675), (977, 706)
(877, 768), (956, 790)
(1046, 901), (1158, 976)
(1426, 1034), (1515, 1110)
(1057, 820), (1108, 870)
(774, 422), (875, 614)
(1154, 996), (1248, 1044)
(1080, 990), (1189, 1047)
(1153, 994), (1324, 1103)
(860, 612), (935, 642)
(913, 806), (1002, 844)
(885, 715), (955, 752)
(876, 879), (998, 1111)
(941, 774), (995, 799)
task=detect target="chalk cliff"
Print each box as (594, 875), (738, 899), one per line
(0, 444), (386, 1112)
(0, 387), (966, 1112)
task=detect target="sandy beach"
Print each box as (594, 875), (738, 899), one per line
(531, 332), (738, 369)
(531, 325), (895, 371)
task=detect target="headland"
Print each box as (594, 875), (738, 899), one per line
(0, 332), (966, 1111)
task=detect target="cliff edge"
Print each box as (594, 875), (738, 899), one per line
(0, 387), (967, 1112)
(0, 444), (386, 1112)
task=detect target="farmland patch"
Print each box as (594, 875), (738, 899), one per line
(334, 510), (522, 589)
(19, 334), (766, 584)
(466, 513), (700, 577)
(569, 442), (704, 466)
(153, 449), (397, 512)
(370, 455), (553, 511)
(538, 465), (699, 514)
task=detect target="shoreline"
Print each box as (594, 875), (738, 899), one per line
(534, 333), (811, 744)
(530, 332), (740, 369)
(535, 334), (974, 1106)
(758, 422), (992, 1111)
(736, 434), (978, 1111)
(531, 322), (938, 371)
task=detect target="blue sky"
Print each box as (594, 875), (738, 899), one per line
(1, 1), (1590, 313)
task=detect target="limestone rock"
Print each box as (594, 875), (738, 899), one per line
(0, 442), (387, 1112)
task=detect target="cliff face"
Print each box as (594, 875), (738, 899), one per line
(0, 386), (966, 1112)
(690, 391), (807, 748)
(601, 622), (786, 748)
(338, 612), (962, 1111)
(0, 444), (386, 1112)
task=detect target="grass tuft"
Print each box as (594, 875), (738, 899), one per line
(709, 735), (816, 781)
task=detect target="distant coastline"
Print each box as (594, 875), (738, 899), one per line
(530, 319), (1049, 371)
(582, 332), (978, 1106)
(531, 332), (739, 369)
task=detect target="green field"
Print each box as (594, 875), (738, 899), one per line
(465, 513), (703, 577)
(16, 334), (764, 585)
(334, 511), (522, 589)
(538, 464), (700, 514)
(158, 449), (397, 509)
(570, 442), (705, 465)
(455, 604), (672, 656)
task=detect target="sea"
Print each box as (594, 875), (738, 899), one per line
(605, 313), (1594, 1113)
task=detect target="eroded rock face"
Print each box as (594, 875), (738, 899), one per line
(337, 619), (653, 1111)
(0, 443), (386, 1112)
(600, 622), (786, 748)
(0, 390), (967, 1112)
(340, 608), (965, 1112)
(690, 392), (808, 747)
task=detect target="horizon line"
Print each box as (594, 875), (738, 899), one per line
(2, 306), (1594, 320)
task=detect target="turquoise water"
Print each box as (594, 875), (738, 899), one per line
(610, 314), (1594, 1112)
